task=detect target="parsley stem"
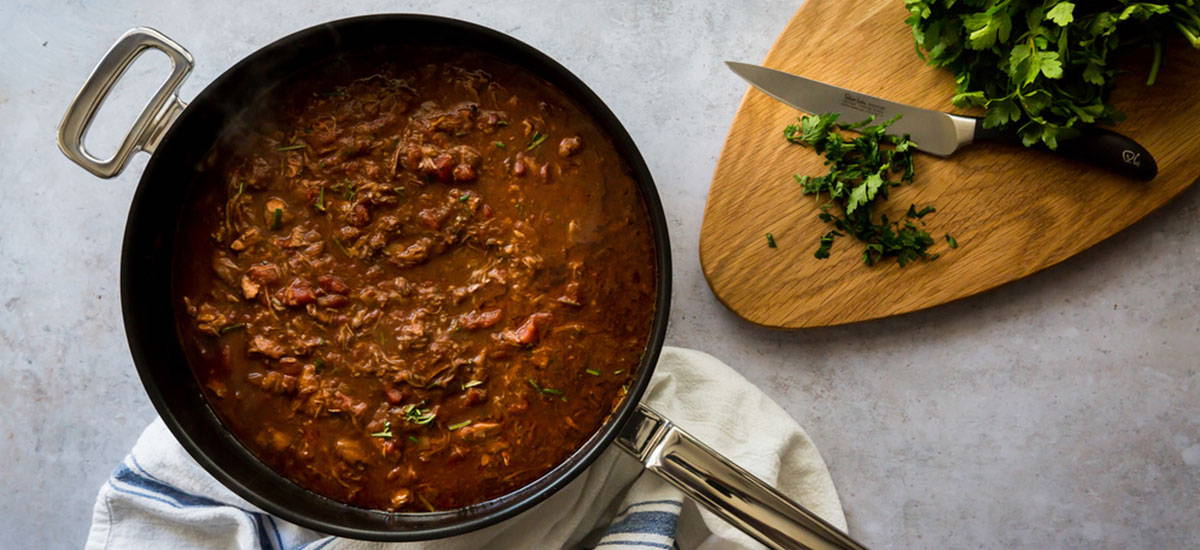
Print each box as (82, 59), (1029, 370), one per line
(1147, 40), (1163, 86)
(526, 132), (547, 151)
(218, 323), (245, 335)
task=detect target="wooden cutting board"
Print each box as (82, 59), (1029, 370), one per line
(700, 0), (1200, 329)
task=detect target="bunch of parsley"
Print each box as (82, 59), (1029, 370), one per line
(905, 1), (1200, 148)
(786, 113), (943, 267)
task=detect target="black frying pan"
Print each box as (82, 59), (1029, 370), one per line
(58, 16), (863, 549)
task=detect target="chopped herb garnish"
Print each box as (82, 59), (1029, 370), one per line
(458, 194), (470, 202)
(613, 370), (623, 375)
(407, 435), (420, 444)
(494, 141), (507, 148)
(313, 358), (325, 371)
(462, 380), (484, 389)
(526, 131), (547, 151)
(528, 378), (564, 397)
(402, 403), (436, 425)
(218, 323), (245, 335)
(946, 234), (959, 249)
(766, 233), (777, 248)
(331, 236), (351, 258)
(497, 120), (509, 127)
(276, 144), (305, 152)
(785, 113), (941, 267)
(315, 187), (326, 212)
(585, 369), (601, 376)
(369, 421), (393, 438)
(448, 420), (472, 431)
(906, 205), (936, 219)
(271, 208), (283, 230)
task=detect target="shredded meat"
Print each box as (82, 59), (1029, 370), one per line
(177, 50), (656, 513)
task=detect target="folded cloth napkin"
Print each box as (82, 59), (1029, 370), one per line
(86, 347), (847, 549)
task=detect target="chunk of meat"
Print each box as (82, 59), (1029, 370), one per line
(317, 294), (349, 308)
(386, 238), (432, 267)
(334, 438), (370, 464)
(462, 388), (487, 407)
(277, 278), (317, 306)
(230, 228), (261, 252)
(248, 335), (288, 359)
(419, 153), (455, 183)
(265, 197), (290, 228)
(317, 274), (350, 294)
(452, 163), (477, 182)
(458, 309), (502, 330)
(390, 489), (412, 508)
(246, 263), (280, 284)
(190, 302), (230, 335)
(456, 421), (500, 441)
(502, 313), (551, 346)
(558, 136), (582, 157)
(241, 275), (261, 299)
(212, 254), (240, 286)
(246, 370), (297, 394)
(348, 203), (370, 227)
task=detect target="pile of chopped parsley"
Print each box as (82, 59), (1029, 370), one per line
(784, 113), (949, 267)
(905, 0), (1200, 149)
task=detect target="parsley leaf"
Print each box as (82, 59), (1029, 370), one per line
(1045, 2), (1074, 26)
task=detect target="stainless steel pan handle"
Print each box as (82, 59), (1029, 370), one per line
(57, 27), (193, 178)
(616, 404), (868, 550)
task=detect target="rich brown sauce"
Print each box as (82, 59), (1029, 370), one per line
(173, 50), (656, 511)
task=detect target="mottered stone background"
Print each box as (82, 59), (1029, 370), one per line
(1, 1), (1197, 548)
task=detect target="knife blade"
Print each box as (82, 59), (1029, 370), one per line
(725, 61), (1157, 180)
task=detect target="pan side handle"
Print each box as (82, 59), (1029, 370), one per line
(615, 404), (868, 550)
(57, 27), (193, 178)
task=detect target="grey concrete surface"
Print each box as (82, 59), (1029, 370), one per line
(2, 1), (1197, 548)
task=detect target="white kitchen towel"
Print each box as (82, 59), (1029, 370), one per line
(86, 346), (848, 549)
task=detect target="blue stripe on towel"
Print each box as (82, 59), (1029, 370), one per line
(604, 511), (681, 536)
(253, 513), (277, 550)
(593, 499), (682, 550)
(595, 541), (674, 549)
(113, 462), (282, 550)
(614, 499), (682, 517)
(128, 453), (285, 549)
(264, 514), (285, 550)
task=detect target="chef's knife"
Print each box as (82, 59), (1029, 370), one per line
(726, 61), (1157, 181)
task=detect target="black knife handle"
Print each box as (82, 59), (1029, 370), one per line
(973, 119), (1158, 181)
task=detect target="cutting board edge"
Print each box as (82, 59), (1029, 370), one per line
(701, 168), (1200, 329)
